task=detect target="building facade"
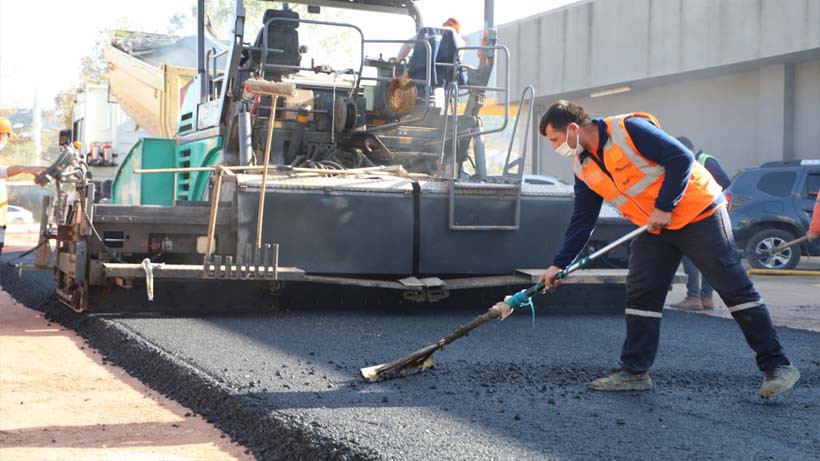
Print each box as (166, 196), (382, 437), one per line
(499, 0), (820, 181)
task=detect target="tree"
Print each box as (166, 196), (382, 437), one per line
(1, 122), (37, 168)
(166, 12), (189, 34)
(172, 1), (360, 68)
(49, 27), (110, 137)
(79, 33), (111, 85)
(53, 86), (78, 130)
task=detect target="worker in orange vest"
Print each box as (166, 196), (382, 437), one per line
(538, 101), (798, 398)
(0, 116), (46, 255)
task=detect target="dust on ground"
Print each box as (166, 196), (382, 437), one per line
(0, 288), (254, 461)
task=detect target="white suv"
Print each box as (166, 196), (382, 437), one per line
(7, 205), (34, 224)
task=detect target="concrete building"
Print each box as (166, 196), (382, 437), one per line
(499, 0), (820, 182)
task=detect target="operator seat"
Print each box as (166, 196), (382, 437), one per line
(408, 27), (467, 90)
(251, 9), (301, 81)
(246, 9), (302, 121)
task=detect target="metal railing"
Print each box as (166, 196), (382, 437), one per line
(445, 85), (535, 231)
(206, 47), (230, 100)
(502, 85), (536, 179)
(360, 38), (432, 132)
(260, 16), (365, 99)
(253, 18), (435, 134)
(435, 45), (511, 166)
(440, 81), (461, 178)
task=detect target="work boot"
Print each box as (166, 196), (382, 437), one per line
(701, 296), (715, 310)
(590, 369), (653, 392)
(760, 365), (800, 398)
(670, 296), (703, 311)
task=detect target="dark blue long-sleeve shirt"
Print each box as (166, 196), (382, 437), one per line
(551, 117), (723, 268)
(698, 152), (732, 190)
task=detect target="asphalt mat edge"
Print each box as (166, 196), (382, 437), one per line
(0, 265), (379, 461)
(4, 257), (819, 461)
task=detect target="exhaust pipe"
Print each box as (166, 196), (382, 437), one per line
(238, 103), (253, 166)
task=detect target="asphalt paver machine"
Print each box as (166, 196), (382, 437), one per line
(33, 0), (576, 312)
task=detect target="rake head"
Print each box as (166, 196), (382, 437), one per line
(360, 354), (435, 383)
(244, 79), (297, 97)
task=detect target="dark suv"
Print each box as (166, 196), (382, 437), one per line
(726, 159), (820, 269)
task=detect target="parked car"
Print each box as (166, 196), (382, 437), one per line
(522, 174), (570, 187)
(7, 205), (35, 224)
(725, 159), (820, 269)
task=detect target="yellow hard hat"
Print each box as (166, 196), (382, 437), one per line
(0, 116), (16, 137)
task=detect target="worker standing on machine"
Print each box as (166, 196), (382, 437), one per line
(0, 116), (45, 256)
(394, 17), (467, 109)
(395, 17), (466, 62)
(537, 101), (798, 398)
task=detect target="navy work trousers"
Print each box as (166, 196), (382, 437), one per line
(620, 207), (790, 374)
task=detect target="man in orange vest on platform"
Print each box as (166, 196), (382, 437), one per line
(538, 101), (798, 398)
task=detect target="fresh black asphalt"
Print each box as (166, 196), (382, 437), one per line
(3, 257), (818, 460)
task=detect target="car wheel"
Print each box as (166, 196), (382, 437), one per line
(746, 228), (801, 270)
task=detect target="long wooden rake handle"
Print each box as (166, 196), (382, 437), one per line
(360, 303), (511, 382)
(360, 226), (648, 383)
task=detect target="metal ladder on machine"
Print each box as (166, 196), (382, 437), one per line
(440, 74), (536, 231)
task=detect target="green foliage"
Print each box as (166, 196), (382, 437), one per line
(52, 86), (78, 130)
(79, 32), (111, 85)
(166, 12), (189, 34)
(2, 138), (36, 165)
(172, 1), (361, 68)
(40, 129), (61, 160)
(207, 1), (293, 36)
(49, 30), (107, 134)
(0, 129), (54, 176)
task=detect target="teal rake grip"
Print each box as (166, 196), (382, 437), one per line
(501, 225), (648, 326)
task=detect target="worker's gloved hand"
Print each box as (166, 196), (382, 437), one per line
(538, 265), (564, 292)
(808, 230), (819, 241)
(646, 208), (672, 234)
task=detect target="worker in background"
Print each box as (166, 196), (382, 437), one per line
(395, 17), (466, 109)
(396, 17), (466, 62)
(0, 116), (45, 256)
(537, 101), (798, 398)
(670, 136), (732, 311)
(58, 129), (72, 147)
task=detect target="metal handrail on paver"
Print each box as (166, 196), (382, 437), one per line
(445, 85), (536, 231)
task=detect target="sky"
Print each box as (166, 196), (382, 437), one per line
(0, 0), (578, 111)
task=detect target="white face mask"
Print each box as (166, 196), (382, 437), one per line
(0, 136), (7, 151)
(555, 124), (583, 158)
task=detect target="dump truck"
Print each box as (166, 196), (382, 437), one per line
(103, 30), (202, 140)
(31, 0), (591, 312)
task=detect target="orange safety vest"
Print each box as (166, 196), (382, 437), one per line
(573, 112), (722, 230)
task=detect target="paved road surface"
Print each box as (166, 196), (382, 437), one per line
(2, 259), (818, 460)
